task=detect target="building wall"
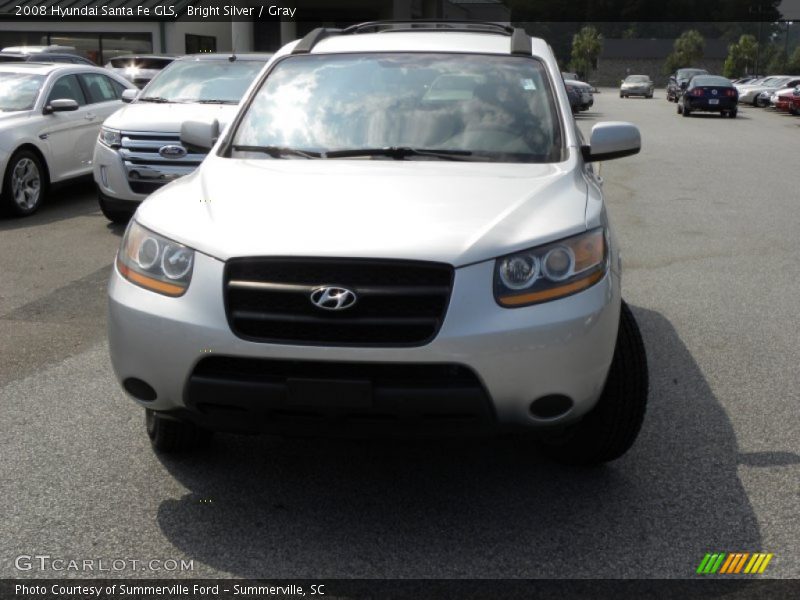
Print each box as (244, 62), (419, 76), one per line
(594, 58), (726, 87)
(1, 20), (232, 61)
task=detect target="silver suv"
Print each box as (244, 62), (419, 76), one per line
(108, 23), (648, 465)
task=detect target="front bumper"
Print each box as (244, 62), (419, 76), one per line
(93, 141), (149, 206)
(108, 252), (621, 433)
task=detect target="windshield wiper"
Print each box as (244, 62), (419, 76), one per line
(322, 147), (473, 161)
(231, 145), (322, 159)
(137, 96), (172, 103)
(195, 99), (238, 104)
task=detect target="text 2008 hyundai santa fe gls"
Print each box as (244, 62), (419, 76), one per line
(108, 23), (648, 464)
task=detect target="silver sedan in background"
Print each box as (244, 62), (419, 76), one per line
(620, 74), (654, 98)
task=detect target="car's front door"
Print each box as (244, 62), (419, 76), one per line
(38, 73), (97, 180)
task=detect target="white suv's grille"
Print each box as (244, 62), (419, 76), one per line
(119, 131), (206, 195)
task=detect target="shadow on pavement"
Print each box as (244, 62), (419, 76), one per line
(154, 305), (762, 578)
(0, 178), (101, 231)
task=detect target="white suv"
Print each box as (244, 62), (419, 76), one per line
(108, 23), (648, 465)
(92, 53), (271, 223)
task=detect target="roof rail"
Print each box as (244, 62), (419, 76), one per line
(510, 27), (532, 55)
(343, 21), (515, 35)
(290, 21), (531, 56)
(291, 27), (342, 54)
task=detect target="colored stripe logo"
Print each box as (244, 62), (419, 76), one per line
(697, 553), (773, 574)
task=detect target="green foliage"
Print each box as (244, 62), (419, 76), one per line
(722, 34), (759, 78)
(568, 26), (603, 81)
(663, 30), (705, 75)
(789, 47), (800, 73)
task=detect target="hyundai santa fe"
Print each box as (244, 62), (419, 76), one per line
(108, 23), (648, 465)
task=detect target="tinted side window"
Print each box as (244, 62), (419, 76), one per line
(47, 74), (87, 105)
(80, 73), (118, 103)
(109, 78), (127, 98)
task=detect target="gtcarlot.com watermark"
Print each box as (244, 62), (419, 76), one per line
(14, 554), (194, 573)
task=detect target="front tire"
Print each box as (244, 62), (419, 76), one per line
(145, 410), (213, 453)
(539, 302), (648, 465)
(98, 194), (134, 224)
(2, 149), (46, 217)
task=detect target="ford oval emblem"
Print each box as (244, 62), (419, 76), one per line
(159, 145), (187, 159)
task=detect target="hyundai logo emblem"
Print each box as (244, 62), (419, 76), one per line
(159, 145), (187, 159)
(310, 287), (357, 311)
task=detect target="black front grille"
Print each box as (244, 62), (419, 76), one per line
(224, 258), (454, 346)
(185, 357), (493, 431)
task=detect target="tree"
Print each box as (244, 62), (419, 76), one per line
(789, 47), (800, 73)
(569, 26), (603, 81)
(722, 34), (759, 78)
(663, 30), (705, 74)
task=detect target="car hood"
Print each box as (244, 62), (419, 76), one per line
(102, 101), (239, 132)
(0, 110), (31, 128)
(136, 156), (590, 267)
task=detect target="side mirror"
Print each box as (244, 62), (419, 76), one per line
(181, 119), (220, 152)
(680, 81), (688, 90)
(43, 98), (79, 114)
(581, 122), (641, 163)
(121, 89), (138, 103)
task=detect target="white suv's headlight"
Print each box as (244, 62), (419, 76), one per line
(99, 126), (121, 148)
(494, 228), (607, 307)
(117, 221), (194, 297)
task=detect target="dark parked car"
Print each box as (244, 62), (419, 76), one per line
(105, 55), (176, 88)
(667, 68), (709, 102)
(677, 75), (738, 118)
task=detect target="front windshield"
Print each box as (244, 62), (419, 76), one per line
(625, 75), (649, 83)
(0, 73), (44, 111)
(232, 53), (563, 163)
(140, 59), (264, 103)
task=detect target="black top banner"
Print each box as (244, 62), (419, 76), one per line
(0, 0), (796, 22)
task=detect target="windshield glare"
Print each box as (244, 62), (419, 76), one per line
(232, 53), (564, 163)
(141, 59), (264, 103)
(625, 75), (649, 82)
(0, 73), (43, 111)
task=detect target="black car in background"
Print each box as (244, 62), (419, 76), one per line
(667, 68), (709, 102)
(677, 75), (739, 118)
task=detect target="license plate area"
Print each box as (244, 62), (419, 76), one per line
(287, 378), (372, 408)
(708, 99), (719, 105)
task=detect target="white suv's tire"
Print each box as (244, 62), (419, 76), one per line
(539, 301), (648, 465)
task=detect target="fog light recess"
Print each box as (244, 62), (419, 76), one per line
(529, 395), (573, 419)
(123, 378), (157, 402)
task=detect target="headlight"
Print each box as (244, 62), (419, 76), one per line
(99, 126), (121, 148)
(494, 228), (607, 307)
(116, 221), (194, 296)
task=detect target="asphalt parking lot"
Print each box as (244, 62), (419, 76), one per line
(1, 89), (799, 579)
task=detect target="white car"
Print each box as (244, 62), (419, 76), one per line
(93, 53), (272, 223)
(738, 76), (800, 106)
(108, 23), (648, 465)
(0, 63), (134, 216)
